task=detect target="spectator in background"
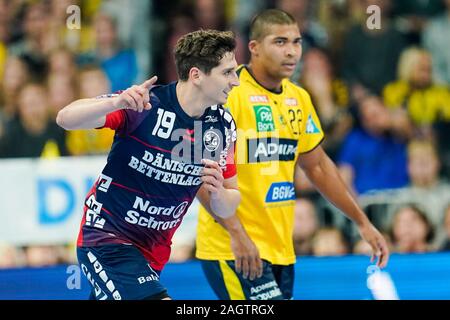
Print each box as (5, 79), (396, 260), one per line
(383, 47), (449, 139)
(8, 2), (50, 76)
(0, 242), (24, 269)
(392, 0), (444, 45)
(47, 73), (78, 119)
(439, 205), (450, 251)
(390, 205), (434, 253)
(162, 13), (196, 82)
(65, 65), (115, 156)
(341, 0), (407, 99)
(397, 140), (450, 248)
(48, 48), (77, 80)
(384, 47), (450, 177)
(193, 0), (227, 30)
(24, 245), (61, 268)
(311, 227), (349, 256)
(0, 0), (13, 45)
(422, 0), (450, 85)
(46, 49), (79, 118)
(295, 49), (351, 196)
(100, 0), (152, 83)
(353, 237), (373, 256)
(162, 0), (228, 83)
(0, 0), (8, 80)
(299, 47), (352, 160)
(191, 0), (251, 66)
(78, 12), (138, 92)
(293, 198), (319, 256)
(0, 83), (66, 158)
(0, 56), (30, 135)
(227, 0), (267, 64)
(338, 95), (409, 195)
(317, 0), (364, 65)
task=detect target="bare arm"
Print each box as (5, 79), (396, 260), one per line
(56, 76), (157, 130)
(196, 161), (263, 280)
(198, 159), (240, 219)
(297, 145), (389, 268)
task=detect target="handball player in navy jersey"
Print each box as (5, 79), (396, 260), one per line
(56, 30), (240, 300)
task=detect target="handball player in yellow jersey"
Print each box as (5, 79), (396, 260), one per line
(195, 9), (389, 300)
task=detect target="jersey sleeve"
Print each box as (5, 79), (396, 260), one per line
(222, 143), (236, 179)
(103, 109), (126, 131)
(222, 112), (237, 179)
(96, 91), (156, 136)
(297, 88), (325, 154)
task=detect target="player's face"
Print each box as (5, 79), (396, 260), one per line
(253, 24), (302, 80)
(201, 51), (240, 105)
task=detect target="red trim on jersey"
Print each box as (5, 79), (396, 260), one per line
(101, 207), (113, 216)
(103, 110), (126, 130)
(223, 143), (236, 179)
(77, 212), (87, 247)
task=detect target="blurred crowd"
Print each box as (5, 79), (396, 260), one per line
(0, 0), (449, 268)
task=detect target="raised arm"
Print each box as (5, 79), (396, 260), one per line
(56, 76), (157, 130)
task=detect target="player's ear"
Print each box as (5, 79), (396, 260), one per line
(248, 40), (259, 56)
(189, 67), (202, 85)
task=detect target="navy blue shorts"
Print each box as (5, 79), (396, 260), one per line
(200, 259), (294, 300)
(77, 244), (169, 300)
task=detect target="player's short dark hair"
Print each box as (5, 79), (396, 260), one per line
(250, 9), (297, 41)
(174, 29), (236, 81)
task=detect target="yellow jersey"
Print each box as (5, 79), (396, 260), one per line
(66, 128), (115, 156)
(383, 80), (450, 125)
(196, 66), (324, 265)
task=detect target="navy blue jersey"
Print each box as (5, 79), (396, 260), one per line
(77, 82), (237, 270)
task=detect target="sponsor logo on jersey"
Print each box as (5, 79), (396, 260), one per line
(128, 151), (203, 186)
(205, 115), (218, 123)
(284, 98), (298, 106)
(203, 128), (221, 152)
(247, 138), (297, 163)
(253, 105), (275, 132)
(124, 196), (188, 231)
(84, 194), (105, 229)
(306, 114), (320, 134)
(137, 264), (160, 284)
(97, 174), (112, 192)
(249, 95), (269, 103)
(265, 182), (295, 203)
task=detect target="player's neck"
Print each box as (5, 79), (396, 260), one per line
(176, 81), (209, 119)
(247, 63), (283, 93)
